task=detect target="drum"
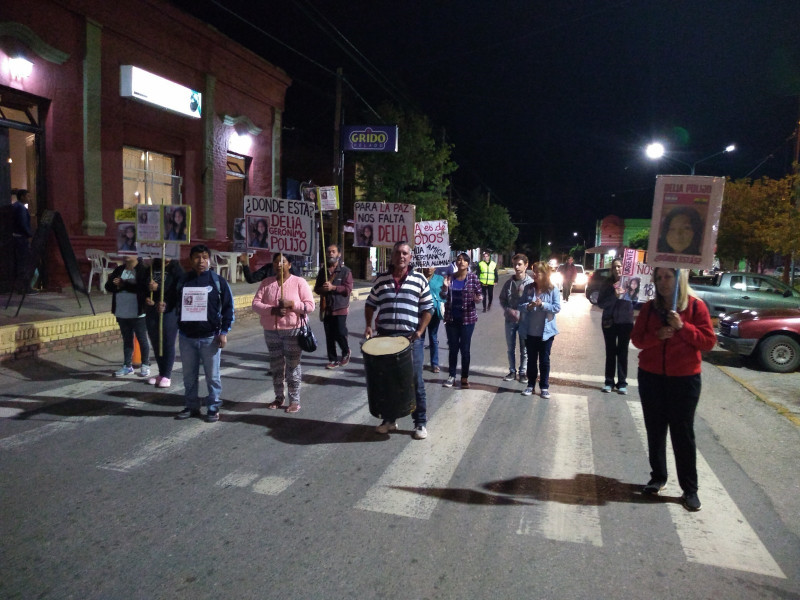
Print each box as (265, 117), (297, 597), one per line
(361, 336), (416, 420)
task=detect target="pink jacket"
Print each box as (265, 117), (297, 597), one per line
(252, 275), (316, 331)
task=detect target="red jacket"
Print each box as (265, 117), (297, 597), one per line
(631, 296), (716, 376)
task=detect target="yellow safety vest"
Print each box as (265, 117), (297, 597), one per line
(478, 260), (497, 285)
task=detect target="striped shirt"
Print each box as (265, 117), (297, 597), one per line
(366, 268), (433, 335)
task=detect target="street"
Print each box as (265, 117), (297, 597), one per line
(1, 282), (799, 600)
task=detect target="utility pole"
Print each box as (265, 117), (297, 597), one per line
(332, 67), (343, 246)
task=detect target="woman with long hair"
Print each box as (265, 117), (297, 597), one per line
(253, 218), (269, 248)
(440, 252), (483, 389)
(252, 253), (315, 413)
(631, 268), (715, 511)
(597, 258), (634, 394)
(656, 206), (703, 255)
(166, 207), (187, 241)
(518, 262), (561, 398)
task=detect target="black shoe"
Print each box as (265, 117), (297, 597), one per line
(642, 480), (666, 495)
(205, 408), (220, 423)
(682, 492), (701, 512)
(176, 408), (200, 420)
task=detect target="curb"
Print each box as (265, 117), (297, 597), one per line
(717, 365), (800, 427)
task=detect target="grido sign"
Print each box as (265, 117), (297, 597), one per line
(342, 125), (399, 152)
(412, 220), (450, 268)
(353, 202), (415, 248)
(244, 196), (315, 256)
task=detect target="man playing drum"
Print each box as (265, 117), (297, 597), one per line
(364, 241), (433, 440)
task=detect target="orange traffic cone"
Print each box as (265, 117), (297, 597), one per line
(132, 336), (142, 368)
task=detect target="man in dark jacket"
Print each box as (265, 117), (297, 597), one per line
(314, 243), (353, 369)
(167, 245), (234, 423)
(11, 189), (34, 293)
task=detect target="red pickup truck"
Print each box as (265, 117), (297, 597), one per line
(716, 308), (800, 373)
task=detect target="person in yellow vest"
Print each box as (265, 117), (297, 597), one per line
(477, 251), (498, 312)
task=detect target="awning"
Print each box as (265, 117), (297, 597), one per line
(585, 245), (622, 254)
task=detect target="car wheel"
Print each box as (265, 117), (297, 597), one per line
(588, 290), (600, 304)
(757, 335), (800, 373)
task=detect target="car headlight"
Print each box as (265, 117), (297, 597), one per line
(575, 273), (588, 285)
(551, 272), (563, 286)
(729, 322), (739, 337)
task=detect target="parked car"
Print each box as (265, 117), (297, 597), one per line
(689, 272), (800, 317)
(551, 264), (588, 292)
(585, 268), (610, 304)
(773, 266), (800, 278)
(716, 308), (800, 373)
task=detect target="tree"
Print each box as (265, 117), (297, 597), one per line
(627, 229), (650, 250)
(450, 187), (519, 252)
(353, 104), (457, 222)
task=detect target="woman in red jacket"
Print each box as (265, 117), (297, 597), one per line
(631, 267), (715, 512)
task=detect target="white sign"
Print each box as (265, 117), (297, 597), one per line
(412, 220), (450, 268)
(181, 287), (209, 321)
(353, 202), (416, 248)
(243, 196), (315, 256)
(120, 65), (201, 119)
(647, 175), (725, 270)
(317, 186), (339, 211)
(136, 205), (162, 243)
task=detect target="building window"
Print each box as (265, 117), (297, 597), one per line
(122, 146), (181, 207)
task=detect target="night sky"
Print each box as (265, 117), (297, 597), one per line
(169, 0), (800, 248)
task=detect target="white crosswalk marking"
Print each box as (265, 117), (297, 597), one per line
(98, 420), (210, 472)
(355, 389), (494, 519)
(481, 365), (638, 387)
(516, 393), (603, 546)
(626, 400), (785, 578)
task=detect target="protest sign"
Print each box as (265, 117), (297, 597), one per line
(317, 186), (339, 211)
(243, 196), (315, 255)
(353, 202), (416, 248)
(412, 220), (450, 268)
(647, 175), (724, 270)
(163, 205), (190, 243)
(135, 205), (162, 243)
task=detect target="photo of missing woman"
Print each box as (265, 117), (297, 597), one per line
(248, 216), (269, 249)
(118, 223), (137, 254)
(656, 205), (704, 256)
(233, 218), (247, 252)
(164, 206), (190, 243)
(354, 224), (374, 248)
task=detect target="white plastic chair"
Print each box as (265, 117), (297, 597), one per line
(210, 251), (231, 281)
(86, 249), (115, 293)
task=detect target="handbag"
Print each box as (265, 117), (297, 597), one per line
(297, 315), (318, 352)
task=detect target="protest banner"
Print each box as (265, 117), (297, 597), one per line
(243, 195), (315, 255)
(163, 205), (190, 243)
(317, 186), (339, 211)
(135, 205), (162, 243)
(647, 175), (724, 270)
(412, 220), (450, 267)
(353, 201), (416, 248)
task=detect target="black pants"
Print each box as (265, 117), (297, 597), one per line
(602, 322), (632, 387)
(563, 281), (573, 300)
(116, 316), (150, 367)
(145, 308), (178, 378)
(481, 285), (494, 310)
(638, 369), (701, 494)
(323, 314), (349, 361)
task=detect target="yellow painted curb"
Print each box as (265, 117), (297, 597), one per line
(717, 365), (800, 427)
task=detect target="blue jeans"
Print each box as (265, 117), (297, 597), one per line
(504, 320), (527, 374)
(179, 333), (222, 410)
(427, 314), (441, 367)
(524, 335), (554, 391)
(445, 321), (476, 379)
(410, 336), (427, 426)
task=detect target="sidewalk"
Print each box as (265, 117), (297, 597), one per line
(0, 277), (374, 362)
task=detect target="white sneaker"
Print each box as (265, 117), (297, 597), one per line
(138, 365), (151, 378)
(375, 420), (397, 434)
(113, 365), (134, 377)
(443, 376), (455, 388)
(521, 387), (534, 396)
(540, 389), (551, 399)
(413, 425), (428, 440)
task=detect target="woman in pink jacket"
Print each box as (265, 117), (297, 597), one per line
(252, 253), (315, 413)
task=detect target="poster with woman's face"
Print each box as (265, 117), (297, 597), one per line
(163, 205), (191, 244)
(135, 205), (162, 243)
(354, 224), (374, 248)
(647, 175), (725, 270)
(117, 222), (137, 254)
(233, 218), (247, 252)
(247, 215), (269, 249)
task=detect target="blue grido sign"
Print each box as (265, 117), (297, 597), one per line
(342, 125), (399, 152)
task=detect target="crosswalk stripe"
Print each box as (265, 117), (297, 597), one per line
(516, 393), (603, 546)
(626, 400), (785, 578)
(480, 366), (638, 386)
(354, 389), (494, 520)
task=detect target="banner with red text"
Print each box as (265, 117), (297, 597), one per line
(412, 220), (450, 268)
(353, 202), (416, 248)
(243, 196), (315, 256)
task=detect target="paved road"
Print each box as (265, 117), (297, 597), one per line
(1, 289), (799, 599)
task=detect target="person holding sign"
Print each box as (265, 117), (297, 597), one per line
(314, 244), (353, 369)
(597, 258), (635, 394)
(656, 206), (703, 255)
(518, 261), (561, 398)
(252, 253), (315, 414)
(631, 268), (715, 511)
(105, 256), (152, 378)
(440, 253), (483, 389)
(170, 245), (235, 423)
(365, 242), (433, 440)
(144, 258), (182, 388)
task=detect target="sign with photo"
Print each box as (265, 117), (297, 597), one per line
(243, 196), (315, 256)
(647, 175), (725, 270)
(137, 242), (180, 260)
(163, 205), (190, 243)
(135, 205), (163, 243)
(317, 186), (339, 211)
(353, 202), (416, 248)
(232, 218), (247, 252)
(412, 220), (450, 268)
(117, 222), (138, 254)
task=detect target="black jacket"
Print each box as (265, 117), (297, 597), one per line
(105, 262), (151, 316)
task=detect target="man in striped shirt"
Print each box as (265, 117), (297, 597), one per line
(365, 241), (433, 439)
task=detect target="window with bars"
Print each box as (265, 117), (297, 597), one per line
(122, 147), (182, 208)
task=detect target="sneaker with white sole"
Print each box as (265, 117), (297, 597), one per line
(443, 376), (455, 388)
(617, 386), (628, 395)
(412, 425), (428, 440)
(502, 370), (516, 381)
(156, 377), (171, 388)
(518, 371), (528, 384)
(521, 387), (533, 396)
(540, 389), (551, 399)
(138, 365), (150, 378)
(375, 420), (397, 434)
(114, 365), (134, 377)
(147, 376), (159, 385)
(601, 385), (613, 393)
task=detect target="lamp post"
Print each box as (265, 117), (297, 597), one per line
(573, 231), (586, 266)
(645, 142), (736, 175)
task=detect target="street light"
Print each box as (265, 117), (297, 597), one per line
(573, 231), (586, 266)
(645, 142), (736, 174)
